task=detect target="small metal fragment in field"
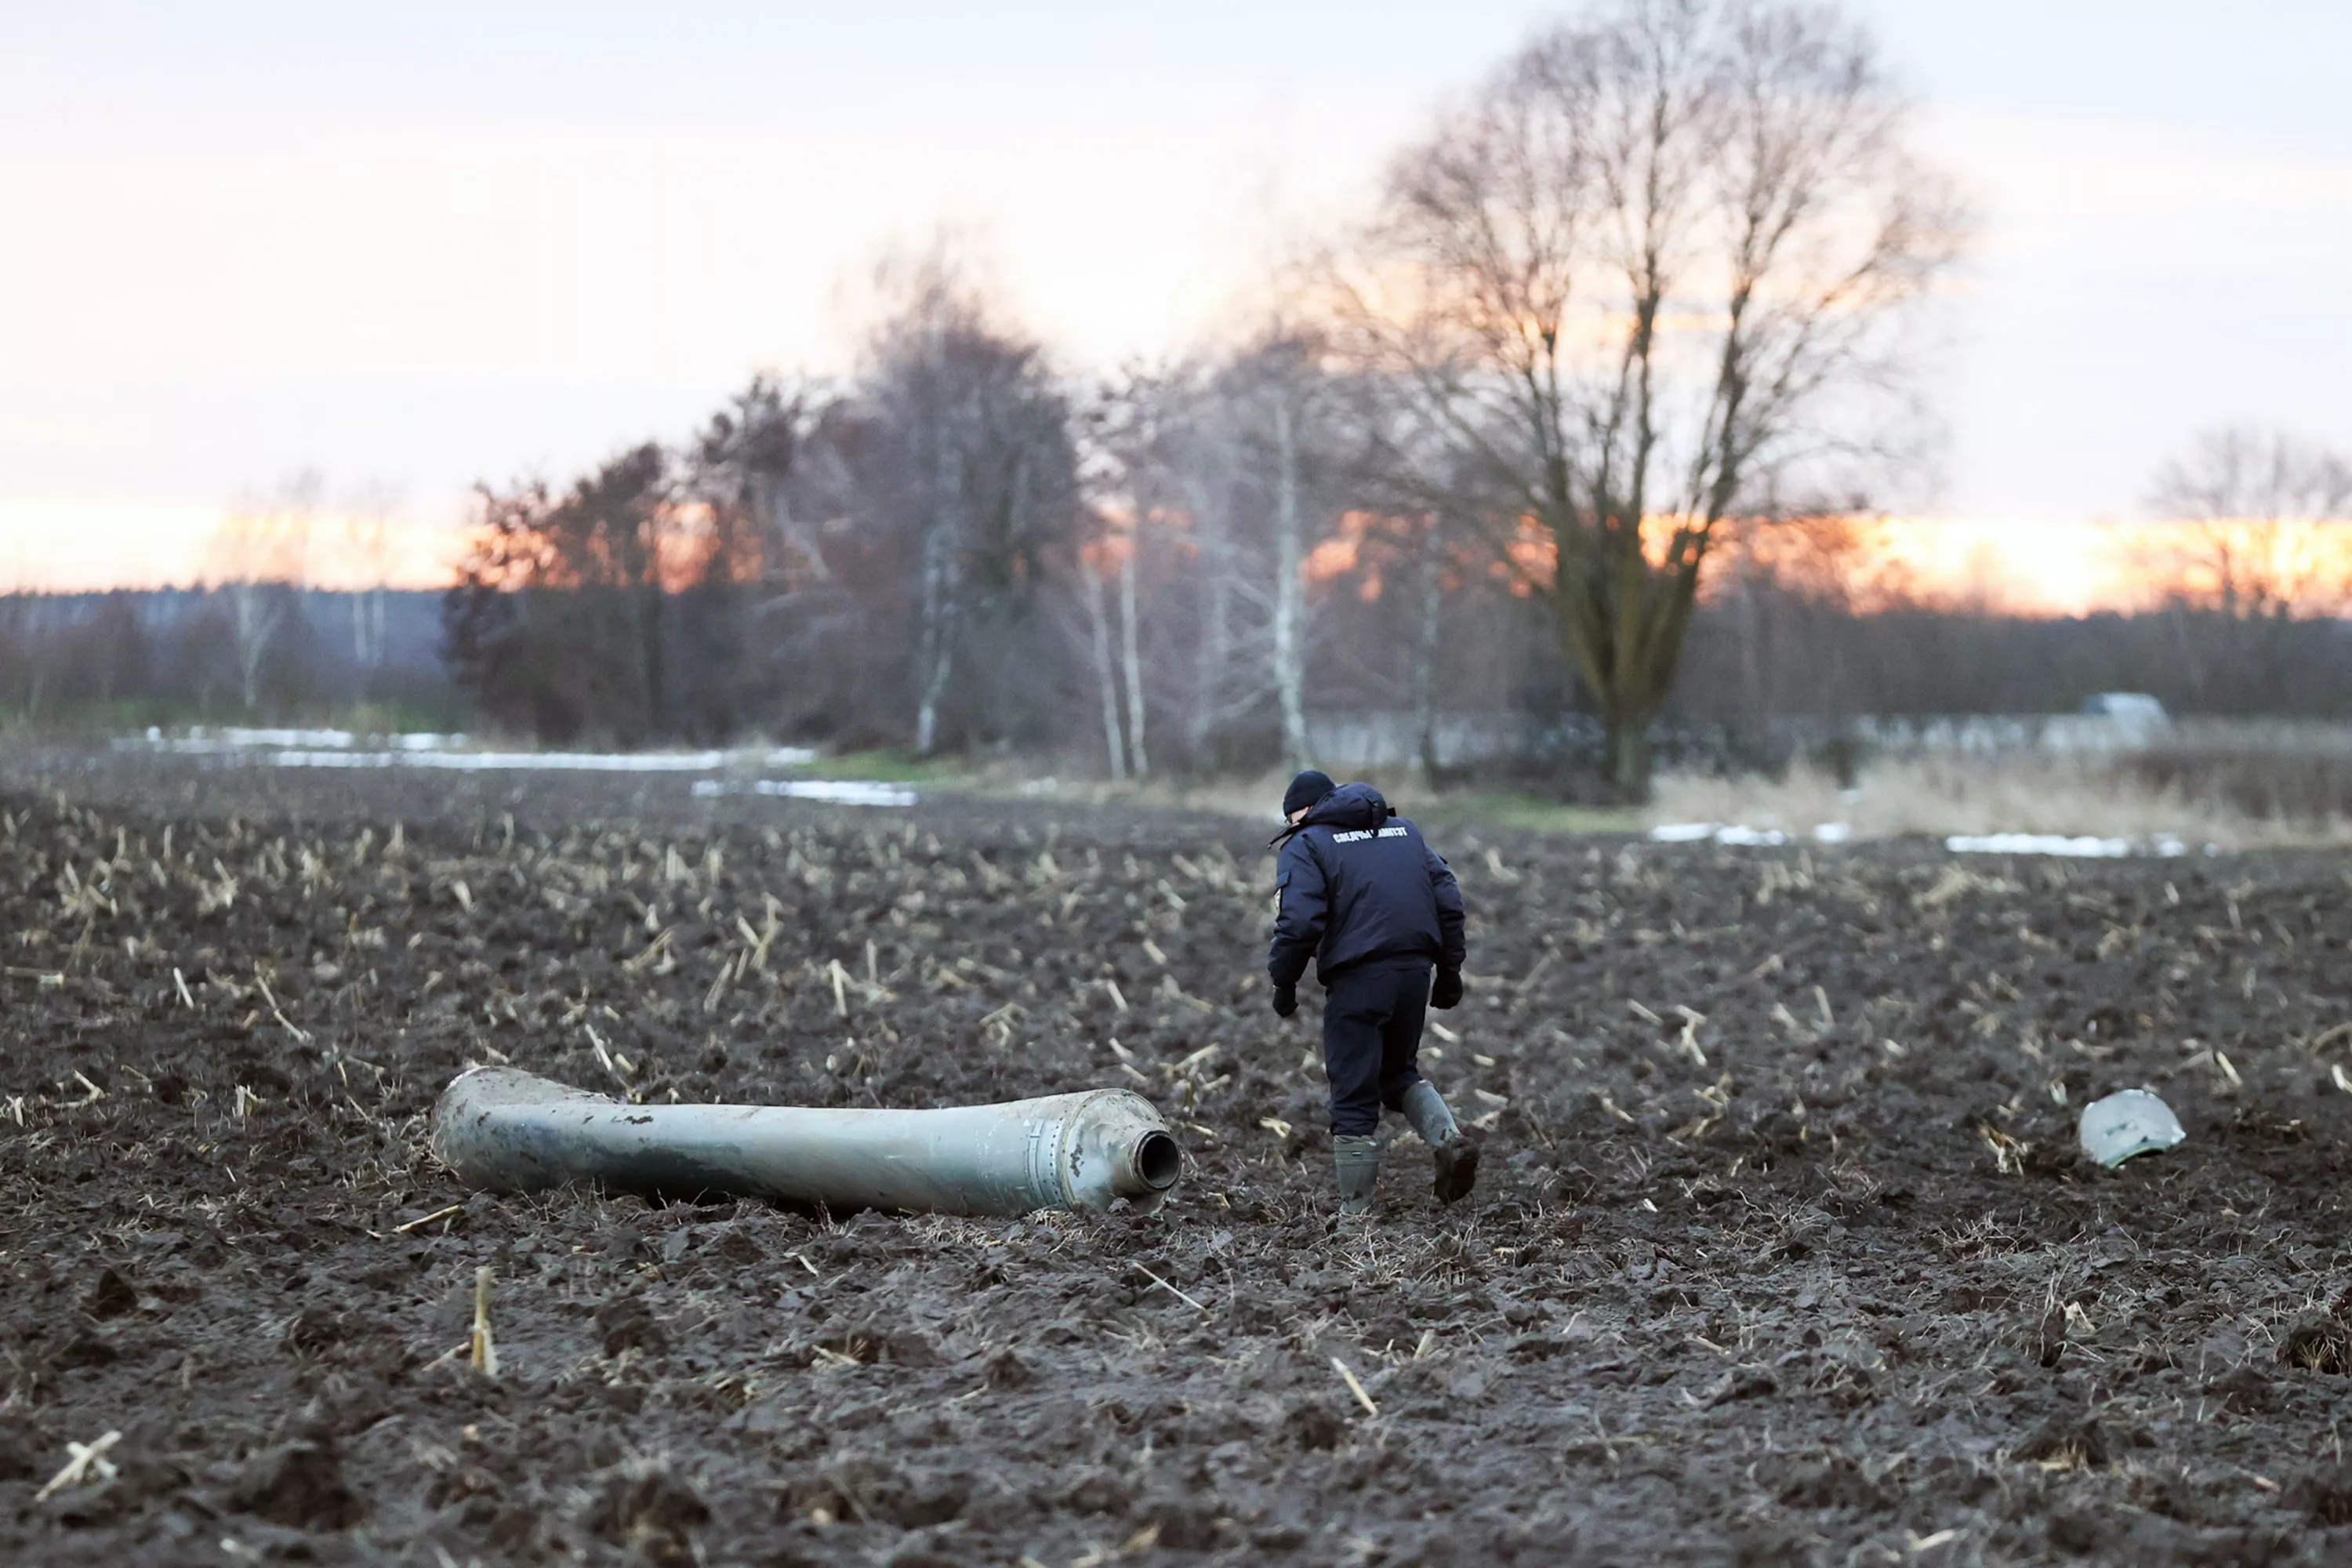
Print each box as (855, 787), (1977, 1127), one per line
(2078, 1088), (2187, 1168)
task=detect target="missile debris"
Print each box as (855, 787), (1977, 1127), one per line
(429, 1067), (1181, 1218)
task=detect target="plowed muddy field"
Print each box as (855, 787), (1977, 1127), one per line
(5, 749), (2352, 1566)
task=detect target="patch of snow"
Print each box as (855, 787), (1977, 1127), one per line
(1650, 822), (1804, 848)
(119, 729), (815, 770)
(1812, 822), (1853, 844)
(760, 780), (915, 807)
(129, 726), (358, 753)
(695, 779), (916, 808)
(1945, 833), (2190, 858)
(274, 749), (739, 772)
(229, 726), (357, 749)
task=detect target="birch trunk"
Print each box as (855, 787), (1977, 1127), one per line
(1182, 474), (1229, 768)
(1118, 535), (1148, 778)
(1412, 514), (1446, 783)
(1271, 397), (1309, 771)
(1083, 565), (1126, 781)
(915, 526), (956, 754)
(228, 583), (283, 712)
(914, 435), (960, 754)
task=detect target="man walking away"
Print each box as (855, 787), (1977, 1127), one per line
(1267, 769), (1478, 1215)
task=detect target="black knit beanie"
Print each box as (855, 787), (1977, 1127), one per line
(1281, 770), (1336, 818)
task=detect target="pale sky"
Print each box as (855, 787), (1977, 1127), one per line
(1, 1), (2347, 596)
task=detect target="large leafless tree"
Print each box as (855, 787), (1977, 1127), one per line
(858, 252), (1077, 754)
(1079, 343), (1345, 778)
(1333, 0), (1963, 797)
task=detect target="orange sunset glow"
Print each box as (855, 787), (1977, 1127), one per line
(13, 501), (2347, 621)
(0, 499), (464, 594)
(1298, 515), (2352, 618)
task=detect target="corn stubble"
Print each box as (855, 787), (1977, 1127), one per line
(1, 768), (2350, 1562)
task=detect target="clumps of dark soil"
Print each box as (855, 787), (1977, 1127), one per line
(2015, 1410), (2114, 1470)
(5, 752), (2352, 1563)
(782, 1456), (972, 1530)
(2275, 1298), (2352, 1374)
(230, 1440), (365, 1530)
(980, 1347), (1035, 1388)
(2202, 1363), (2278, 1414)
(1767, 1450), (1890, 1511)
(594, 1294), (670, 1357)
(0, 1418), (45, 1483)
(82, 1268), (139, 1320)
(596, 1460), (710, 1564)
(2289, 1463), (2352, 1526)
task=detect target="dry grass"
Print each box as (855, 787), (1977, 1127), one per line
(1650, 752), (2352, 850)
(1035, 771), (1643, 838)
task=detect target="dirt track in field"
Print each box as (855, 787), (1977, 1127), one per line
(5, 747), (2352, 1566)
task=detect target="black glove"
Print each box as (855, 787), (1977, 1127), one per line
(1431, 969), (1465, 1010)
(1272, 983), (1298, 1018)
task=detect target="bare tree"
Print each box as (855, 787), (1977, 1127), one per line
(1214, 336), (1344, 771)
(1269, 391), (1312, 770)
(1118, 520), (1149, 776)
(1105, 363), (1255, 771)
(1181, 452), (1238, 764)
(1073, 383), (1159, 779)
(1411, 510), (1449, 781)
(1119, 364), (1257, 773)
(1085, 368), (1283, 779)
(2143, 426), (2352, 618)
(1097, 339), (1363, 775)
(1079, 542), (1128, 779)
(860, 247), (1077, 754)
(2139, 425), (2352, 710)
(1332, 0), (1963, 797)
(208, 472), (318, 710)
(447, 446), (677, 742)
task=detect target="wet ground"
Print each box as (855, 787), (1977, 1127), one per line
(4, 746), (2352, 1566)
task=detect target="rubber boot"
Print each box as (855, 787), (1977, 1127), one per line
(1402, 1081), (1479, 1204)
(1333, 1134), (1381, 1215)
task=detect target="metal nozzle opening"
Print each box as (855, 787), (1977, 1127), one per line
(1131, 1130), (1182, 1192)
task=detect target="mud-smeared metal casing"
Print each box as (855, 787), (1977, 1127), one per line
(427, 1066), (1182, 1218)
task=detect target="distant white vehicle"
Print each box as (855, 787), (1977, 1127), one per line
(2079, 692), (2169, 724)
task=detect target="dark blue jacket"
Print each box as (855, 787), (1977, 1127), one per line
(1268, 782), (1467, 987)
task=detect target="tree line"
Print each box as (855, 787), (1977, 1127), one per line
(435, 0), (2348, 797)
(5, 0), (2343, 797)
(0, 586), (448, 724)
(445, 0), (1969, 798)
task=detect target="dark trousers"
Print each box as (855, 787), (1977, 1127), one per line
(1320, 959), (1432, 1137)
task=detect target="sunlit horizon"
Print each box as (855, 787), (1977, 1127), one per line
(3, 4), (2347, 618)
(9, 503), (2339, 622)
